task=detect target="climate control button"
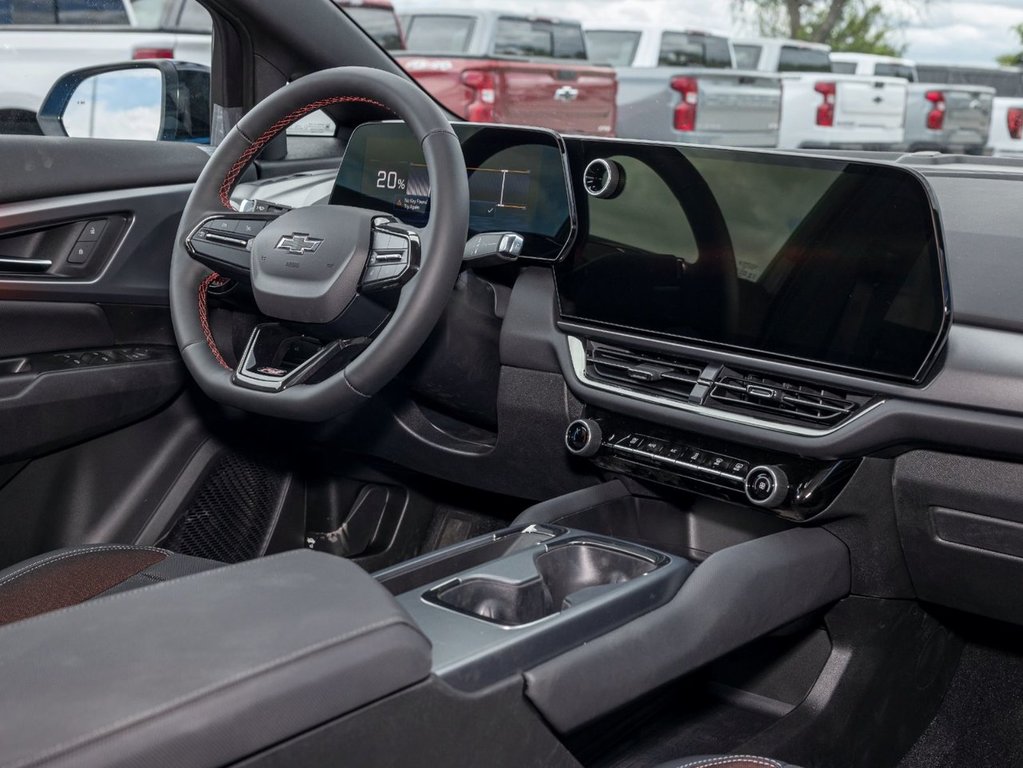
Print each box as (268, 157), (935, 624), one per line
(565, 419), (603, 457)
(745, 465), (790, 508)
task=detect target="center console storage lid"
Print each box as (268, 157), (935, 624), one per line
(0, 550), (431, 768)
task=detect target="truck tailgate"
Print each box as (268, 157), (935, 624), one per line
(834, 77), (906, 129)
(395, 56), (616, 137)
(696, 72), (780, 134)
(497, 61), (616, 136)
(943, 87), (994, 142)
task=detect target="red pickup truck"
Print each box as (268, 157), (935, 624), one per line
(393, 9), (617, 136)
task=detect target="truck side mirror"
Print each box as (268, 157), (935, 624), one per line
(37, 60), (210, 143)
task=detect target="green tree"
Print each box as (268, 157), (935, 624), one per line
(997, 23), (1023, 66)
(736, 0), (909, 55)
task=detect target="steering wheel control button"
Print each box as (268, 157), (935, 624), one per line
(565, 419), (603, 457)
(362, 222), (421, 294)
(236, 220), (267, 237)
(78, 219), (108, 243)
(745, 465), (790, 508)
(208, 218), (239, 233)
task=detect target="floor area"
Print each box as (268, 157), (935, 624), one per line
(897, 628), (1023, 768)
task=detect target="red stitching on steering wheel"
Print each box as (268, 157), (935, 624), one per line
(218, 96), (392, 209)
(198, 272), (230, 369)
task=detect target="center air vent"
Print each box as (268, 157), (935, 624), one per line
(708, 368), (872, 428)
(585, 340), (705, 403)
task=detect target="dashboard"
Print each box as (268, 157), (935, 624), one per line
(313, 120), (1023, 627)
(237, 120), (1023, 469)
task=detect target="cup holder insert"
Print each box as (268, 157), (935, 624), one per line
(430, 541), (664, 627)
(378, 527), (558, 596)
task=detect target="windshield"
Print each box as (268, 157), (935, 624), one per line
(346, 5), (403, 50)
(8, 0), (1023, 157)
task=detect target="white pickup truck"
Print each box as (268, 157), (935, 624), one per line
(584, 26), (782, 147)
(734, 37), (907, 150)
(915, 64), (1018, 157)
(832, 54), (995, 155)
(0, 0), (211, 134)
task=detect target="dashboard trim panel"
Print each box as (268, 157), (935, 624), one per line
(566, 335), (886, 438)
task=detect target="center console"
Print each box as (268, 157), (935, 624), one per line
(376, 502), (850, 732)
(376, 525), (692, 690)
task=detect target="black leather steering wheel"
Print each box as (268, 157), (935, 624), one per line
(169, 67), (469, 421)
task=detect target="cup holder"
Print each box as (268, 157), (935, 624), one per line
(429, 541), (663, 627)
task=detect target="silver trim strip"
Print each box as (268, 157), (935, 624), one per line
(566, 336), (884, 438)
(0, 183), (194, 288)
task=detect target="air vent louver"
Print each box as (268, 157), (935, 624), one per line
(709, 368), (871, 428)
(585, 341), (704, 403)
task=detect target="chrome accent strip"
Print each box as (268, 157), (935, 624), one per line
(567, 336), (884, 438)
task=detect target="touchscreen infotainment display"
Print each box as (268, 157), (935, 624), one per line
(331, 122), (573, 261)
(556, 142), (948, 382)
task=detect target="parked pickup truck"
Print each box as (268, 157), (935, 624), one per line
(583, 25), (781, 147)
(915, 64), (1018, 157)
(832, 54), (995, 155)
(395, 9), (616, 137)
(734, 37), (908, 150)
(0, 0), (210, 134)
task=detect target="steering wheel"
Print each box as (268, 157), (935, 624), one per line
(169, 67), (469, 421)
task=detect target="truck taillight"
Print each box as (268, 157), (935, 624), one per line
(670, 76), (698, 132)
(814, 81), (836, 127)
(1008, 107), (1023, 140)
(925, 90), (946, 131)
(132, 47), (174, 60)
(461, 70), (496, 123)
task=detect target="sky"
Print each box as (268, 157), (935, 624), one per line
(394, 0), (1023, 65)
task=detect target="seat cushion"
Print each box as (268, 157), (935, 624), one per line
(0, 544), (221, 626)
(661, 757), (800, 768)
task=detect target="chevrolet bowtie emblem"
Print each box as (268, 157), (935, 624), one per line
(275, 233), (324, 255)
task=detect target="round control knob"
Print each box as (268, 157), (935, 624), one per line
(583, 159), (625, 199)
(565, 419), (603, 457)
(744, 465), (790, 508)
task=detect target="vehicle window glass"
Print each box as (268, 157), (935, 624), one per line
(404, 14), (473, 52)
(57, 0), (129, 24)
(778, 45), (832, 72)
(176, 0), (209, 31)
(550, 21), (586, 59)
(345, 6), (401, 50)
(659, 32), (731, 68)
(953, 69), (1023, 97)
(831, 61), (857, 75)
(733, 43), (761, 70)
(875, 63), (916, 81)
(584, 31), (641, 67)
(0, 0), (55, 23)
(916, 65), (950, 84)
(494, 17), (553, 57)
